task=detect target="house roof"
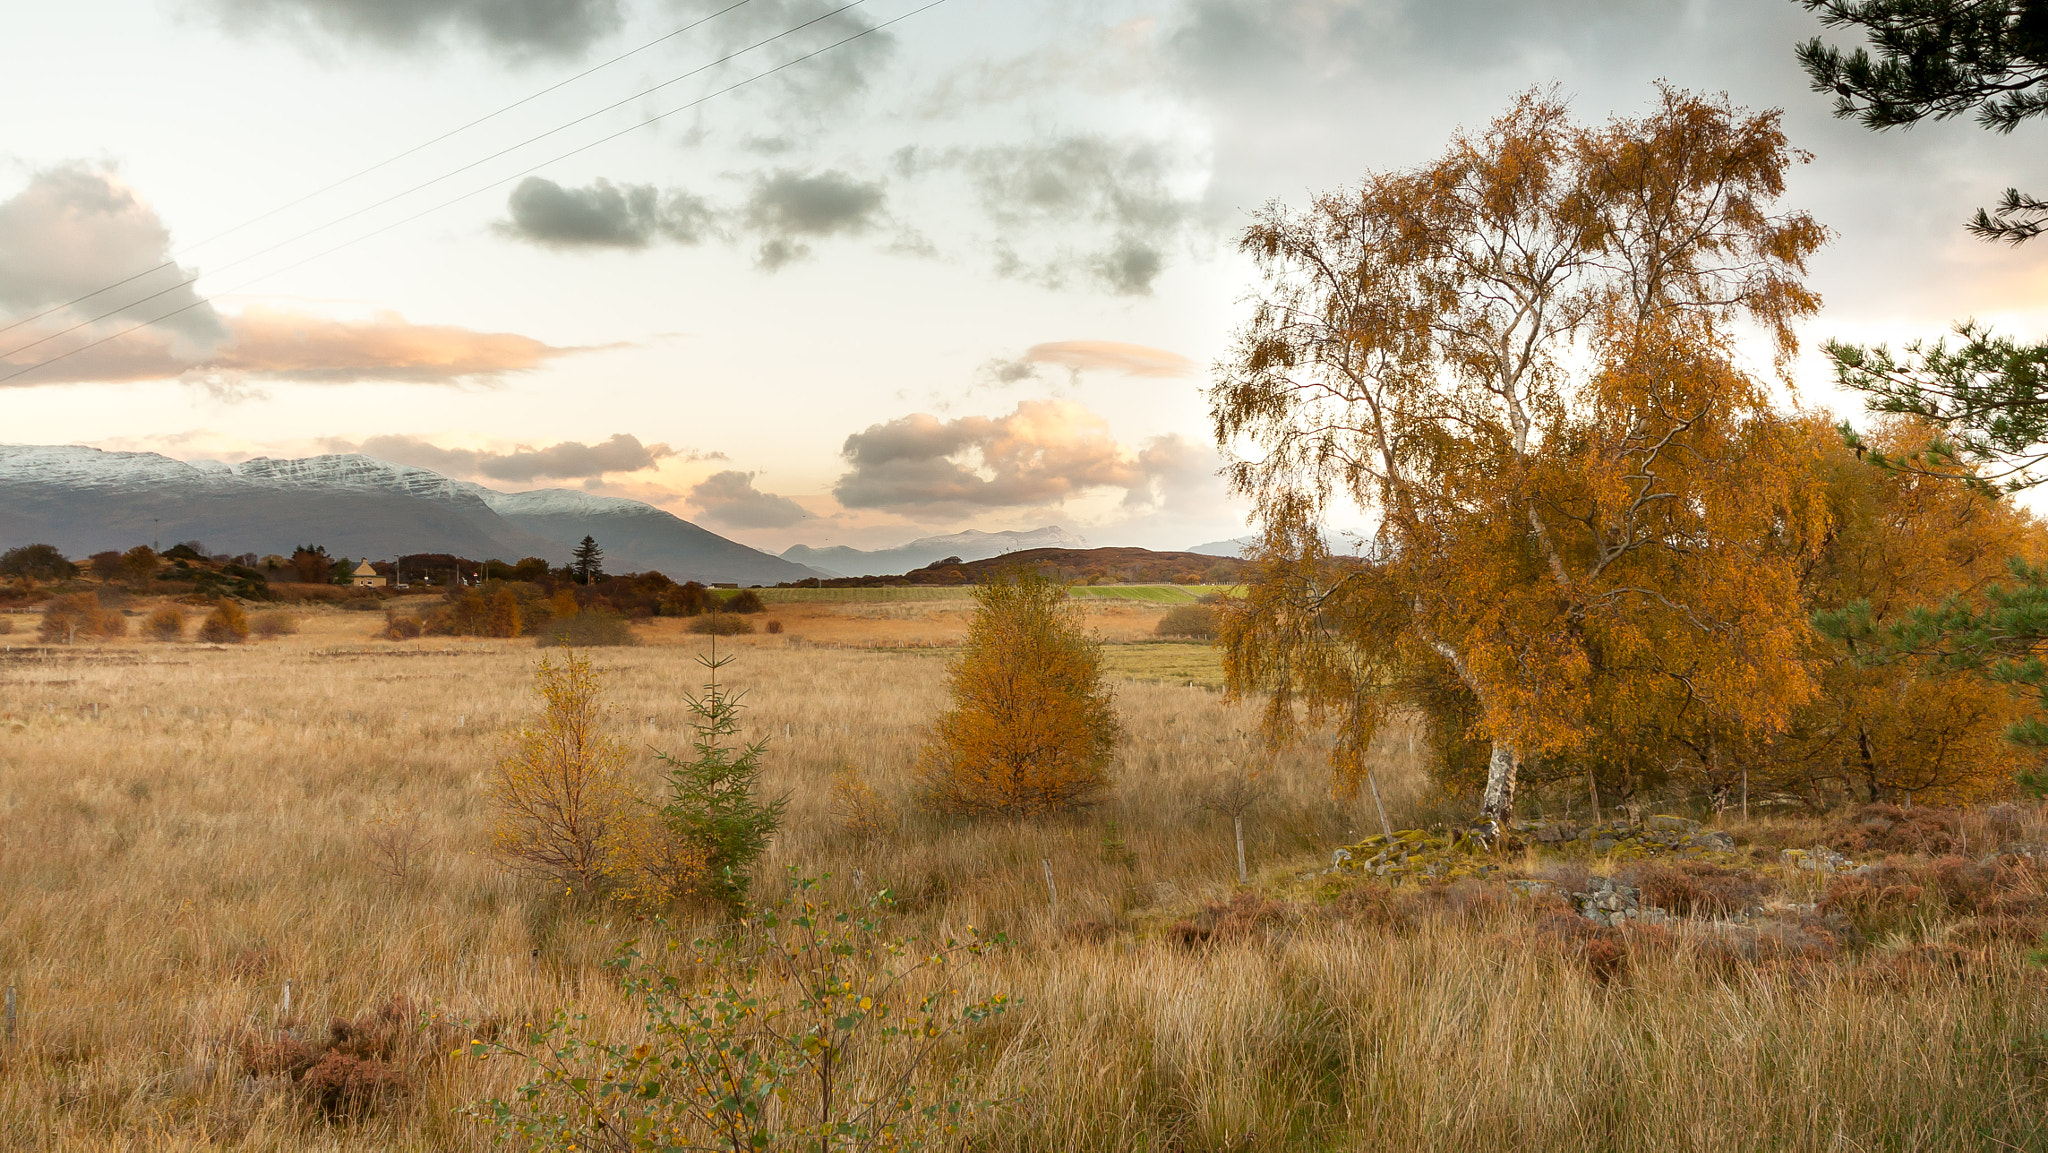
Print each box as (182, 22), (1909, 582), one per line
(353, 560), (378, 576)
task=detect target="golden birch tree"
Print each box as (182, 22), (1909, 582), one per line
(1211, 87), (1829, 824)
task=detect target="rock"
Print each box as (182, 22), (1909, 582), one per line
(1592, 836), (1617, 854)
(1507, 880), (1555, 898)
(1781, 846), (1850, 872)
(1648, 815), (1701, 834)
(1684, 831), (1736, 853)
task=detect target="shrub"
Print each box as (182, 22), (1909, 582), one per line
(727, 588), (766, 613)
(0, 616), (11, 635)
(1627, 861), (1772, 918)
(599, 809), (711, 913)
(650, 645), (786, 914)
(534, 608), (636, 647)
(197, 598), (250, 643)
(920, 569), (1120, 816)
(382, 612), (424, 640)
(686, 611), (754, 636)
(467, 877), (1008, 1152)
(250, 611), (298, 639)
(486, 651), (635, 896)
(1156, 603), (1219, 639)
(142, 605), (186, 641)
(829, 764), (890, 843)
(766, 618), (784, 634)
(38, 592), (127, 643)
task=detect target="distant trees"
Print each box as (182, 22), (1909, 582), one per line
(920, 570), (1120, 816)
(571, 536), (605, 586)
(1, 544), (75, 582)
(291, 546), (336, 585)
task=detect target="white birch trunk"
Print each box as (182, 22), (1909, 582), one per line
(1479, 741), (1517, 824)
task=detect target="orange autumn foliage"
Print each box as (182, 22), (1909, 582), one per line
(1211, 87), (1830, 820)
(919, 570), (1120, 816)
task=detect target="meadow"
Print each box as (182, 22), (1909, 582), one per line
(0, 598), (2045, 1151)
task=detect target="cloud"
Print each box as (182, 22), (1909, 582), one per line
(688, 470), (810, 528)
(329, 432), (709, 482)
(201, 0), (623, 58)
(835, 398), (1164, 516)
(955, 135), (1206, 294)
(0, 165), (591, 388)
(1026, 340), (1195, 378)
(496, 177), (715, 249)
(209, 306), (583, 383)
(0, 164), (227, 354)
(673, 0), (898, 113)
(981, 340), (1197, 387)
(744, 169), (887, 269)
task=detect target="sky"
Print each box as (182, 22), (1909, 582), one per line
(5, 0), (2048, 554)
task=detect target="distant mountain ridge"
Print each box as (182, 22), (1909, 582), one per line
(782, 525), (1087, 577)
(0, 445), (824, 586)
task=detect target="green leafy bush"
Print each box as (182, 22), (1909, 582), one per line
(467, 875), (1009, 1152)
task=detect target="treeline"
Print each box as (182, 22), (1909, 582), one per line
(382, 571), (767, 646)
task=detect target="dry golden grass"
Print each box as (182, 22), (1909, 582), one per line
(0, 601), (2043, 1150)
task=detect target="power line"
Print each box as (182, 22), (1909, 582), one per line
(0, 0), (874, 366)
(0, 0), (953, 388)
(0, 0), (766, 344)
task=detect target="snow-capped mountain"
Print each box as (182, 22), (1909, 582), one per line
(781, 525), (1088, 578)
(0, 445), (824, 585)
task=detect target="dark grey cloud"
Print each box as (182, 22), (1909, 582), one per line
(688, 470), (809, 528)
(953, 135), (1204, 295)
(834, 399), (1150, 516)
(203, 0), (623, 57)
(0, 164), (226, 353)
(743, 169), (886, 269)
(496, 177), (715, 249)
(333, 432), (714, 482)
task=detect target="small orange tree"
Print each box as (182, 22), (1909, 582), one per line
(38, 592), (126, 643)
(920, 570), (1120, 816)
(487, 650), (634, 896)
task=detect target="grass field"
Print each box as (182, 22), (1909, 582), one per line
(1, 601), (2045, 1151)
(750, 584), (1238, 605)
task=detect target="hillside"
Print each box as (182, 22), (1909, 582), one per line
(782, 525), (1087, 577)
(0, 446), (823, 586)
(783, 545), (1245, 587)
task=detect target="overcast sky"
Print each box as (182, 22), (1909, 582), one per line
(5, 0), (2047, 553)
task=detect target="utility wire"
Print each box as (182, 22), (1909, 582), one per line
(0, 0), (765, 343)
(0, 0), (952, 388)
(0, 0), (869, 364)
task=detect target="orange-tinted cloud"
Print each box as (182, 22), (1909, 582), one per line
(1, 305), (588, 388)
(1024, 339), (1194, 377)
(835, 398), (1165, 515)
(213, 306), (581, 383)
